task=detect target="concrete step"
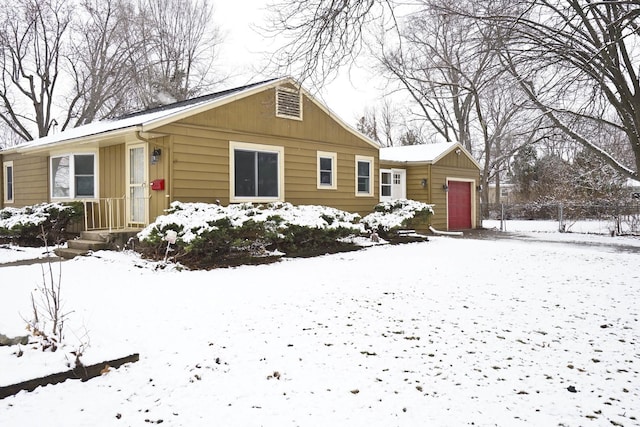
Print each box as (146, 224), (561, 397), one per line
(80, 231), (110, 242)
(54, 247), (90, 259)
(67, 239), (108, 251)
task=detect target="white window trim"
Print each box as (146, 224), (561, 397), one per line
(355, 155), (374, 197)
(229, 141), (285, 203)
(3, 161), (14, 203)
(317, 151), (337, 190)
(49, 152), (99, 200)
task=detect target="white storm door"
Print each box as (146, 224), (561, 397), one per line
(392, 169), (406, 199)
(127, 144), (148, 225)
(380, 169), (392, 201)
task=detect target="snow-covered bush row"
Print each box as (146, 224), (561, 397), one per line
(0, 203), (69, 229)
(138, 201), (363, 244)
(0, 202), (82, 246)
(135, 200), (433, 268)
(136, 202), (369, 268)
(361, 199), (434, 232)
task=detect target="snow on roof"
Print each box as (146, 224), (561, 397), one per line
(380, 142), (459, 163)
(5, 78), (281, 152)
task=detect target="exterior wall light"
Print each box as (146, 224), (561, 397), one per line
(477, 184), (483, 192)
(442, 184), (449, 192)
(421, 178), (427, 188)
(151, 148), (162, 164)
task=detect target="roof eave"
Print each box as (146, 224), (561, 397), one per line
(7, 126), (140, 155)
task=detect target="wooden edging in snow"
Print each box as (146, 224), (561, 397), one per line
(0, 353), (139, 400)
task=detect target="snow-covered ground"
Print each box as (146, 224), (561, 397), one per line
(484, 218), (621, 234)
(0, 244), (58, 264)
(1, 222), (639, 426)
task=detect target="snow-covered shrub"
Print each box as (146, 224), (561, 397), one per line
(0, 202), (82, 246)
(136, 202), (363, 268)
(361, 199), (434, 234)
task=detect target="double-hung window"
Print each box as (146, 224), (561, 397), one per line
(230, 141), (284, 202)
(3, 161), (13, 203)
(355, 155), (374, 196)
(317, 151), (337, 189)
(50, 153), (96, 199)
(380, 170), (392, 198)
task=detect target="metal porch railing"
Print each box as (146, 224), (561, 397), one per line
(82, 196), (126, 232)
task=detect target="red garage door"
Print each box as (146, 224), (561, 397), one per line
(448, 181), (472, 230)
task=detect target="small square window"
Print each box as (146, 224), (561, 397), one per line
(317, 151), (337, 189)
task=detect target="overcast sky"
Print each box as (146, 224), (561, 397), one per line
(214, 0), (385, 125)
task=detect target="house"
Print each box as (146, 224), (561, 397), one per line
(1, 77), (481, 238)
(487, 182), (516, 205)
(0, 77), (380, 232)
(379, 143), (482, 231)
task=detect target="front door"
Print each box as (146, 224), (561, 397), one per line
(392, 170), (406, 199)
(127, 144), (148, 225)
(447, 180), (472, 230)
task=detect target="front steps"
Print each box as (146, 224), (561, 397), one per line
(54, 229), (140, 259)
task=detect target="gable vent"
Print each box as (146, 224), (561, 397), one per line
(276, 86), (303, 120)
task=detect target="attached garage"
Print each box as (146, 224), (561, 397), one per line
(380, 142), (482, 231)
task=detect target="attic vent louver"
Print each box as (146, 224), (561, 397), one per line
(276, 86), (302, 120)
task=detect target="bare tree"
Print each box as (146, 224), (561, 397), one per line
(265, 0), (397, 88)
(377, 5), (503, 152)
(0, 0), (72, 140)
(377, 1), (552, 209)
(65, 0), (141, 126)
(132, 0), (224, 108)
(0, 123), (23, 148)
(484, 0), (640, 180)
(356, 107), (381, 144)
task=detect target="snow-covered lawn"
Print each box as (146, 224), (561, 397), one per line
(0, 226), (638, 426)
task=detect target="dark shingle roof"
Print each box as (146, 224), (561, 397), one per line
(118, 78), (280, 120)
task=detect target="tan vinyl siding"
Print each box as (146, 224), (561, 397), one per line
(177, 89), (377, 152)
(2, 153), (48, 207)
(438, 150), (478, 169)
(156, 91), (380, 217)
(162, 129), (379, 216)
(147, 136), (170, 223)
(99, 144), (125, 199)
(170, 133), (229, 205)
